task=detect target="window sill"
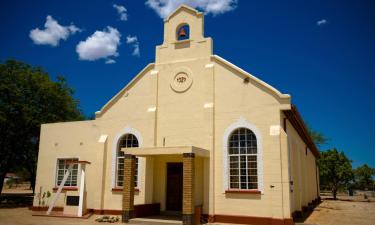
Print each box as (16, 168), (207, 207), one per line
(173, 39), (191, 44)
(225, 189), (261, 194)
(52, 187), (78, 191)
(112, 187), (140, 192)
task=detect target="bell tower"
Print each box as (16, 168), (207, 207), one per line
(155, 5), (213, 64)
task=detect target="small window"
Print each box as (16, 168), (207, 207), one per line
(116, 134), (139, 187)
(177, 24), (189, 41)
(56, 158), (78, 187)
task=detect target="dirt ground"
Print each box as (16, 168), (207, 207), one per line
(302, 199), (375, 225)
(0, 199), (375, 225)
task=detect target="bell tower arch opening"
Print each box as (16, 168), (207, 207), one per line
(176, 24), (190, 41)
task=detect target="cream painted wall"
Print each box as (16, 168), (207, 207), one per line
(211, 58), (292, 219)
(284, 117), (319, 213)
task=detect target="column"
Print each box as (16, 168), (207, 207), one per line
(122, 154), (136, 223)
(183, 153), (195, 225)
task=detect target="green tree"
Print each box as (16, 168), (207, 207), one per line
(0, 59), (84, 194)
(354, 164), (375, 190)
(307, 125), (329, 147)
(319, 148), (354, 199)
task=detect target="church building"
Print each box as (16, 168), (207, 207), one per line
(33, 5), (320, 225)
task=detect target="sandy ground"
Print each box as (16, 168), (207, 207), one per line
(0, 199), (375, 225)
(303, 199), (375, 225)
(0, 208), (117, 225)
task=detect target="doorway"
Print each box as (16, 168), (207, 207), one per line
(166, 163), (183, 212)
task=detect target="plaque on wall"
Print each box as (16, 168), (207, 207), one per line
(170, 67), (193, 93)
(66, 196), (80, 206)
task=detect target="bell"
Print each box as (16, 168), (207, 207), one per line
(179, 27), (187, 37)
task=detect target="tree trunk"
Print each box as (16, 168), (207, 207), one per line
(30, 172), (36, 194)
(0, 172), (6, 195)
(332, 186), (337, 200)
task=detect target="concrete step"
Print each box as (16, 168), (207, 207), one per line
(129, 218), (182, 225)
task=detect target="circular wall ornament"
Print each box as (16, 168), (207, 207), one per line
(170, 68), (193, 93)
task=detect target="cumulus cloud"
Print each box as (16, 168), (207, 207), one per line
(126, 35), (140, 57)
(113, 4), (128, 21)
(145, 0), (238, 18)
(105, 59), (116, 64)
(317, 19), (328, 26)
(29, 15), (80, 46)
(76, 26), (121, 61)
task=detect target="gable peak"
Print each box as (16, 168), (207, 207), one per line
(164, 5), (203, 22)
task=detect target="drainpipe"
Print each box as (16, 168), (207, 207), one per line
(212, 61), (216, 219)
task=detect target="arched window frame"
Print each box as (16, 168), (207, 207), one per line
(111, 127), (143, 189)
(176, 23), (190, 41)
(222, 118), (264, 192)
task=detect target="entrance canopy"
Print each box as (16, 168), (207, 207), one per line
(121, 146), (209, 157)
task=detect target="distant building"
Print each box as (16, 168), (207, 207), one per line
(33, 5), (320, 225)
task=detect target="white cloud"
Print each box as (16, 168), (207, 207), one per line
(126, 35), (140, 57)
(76, 26), (121, 61)
(145, 0), (238, 18)
(105, 59), (116, 64)
(29, 15), (80, 46)
(317, 19), (328, 26)
(113, 4), (128, 21)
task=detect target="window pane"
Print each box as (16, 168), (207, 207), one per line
(248, 183), (258, 189)
(56, 158), (78, 187)
(228, 128), (258, 190)
(230, 176), (239, 183)
(116, 134), (139, 187)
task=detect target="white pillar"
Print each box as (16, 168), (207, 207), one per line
(78, 164), (85, 217)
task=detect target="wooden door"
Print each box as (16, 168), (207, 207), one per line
(166, 163), (183, 211)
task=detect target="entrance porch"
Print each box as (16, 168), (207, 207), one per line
(121, 146), (209, 225)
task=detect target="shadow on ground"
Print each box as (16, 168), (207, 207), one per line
(0, 193), (33, 208)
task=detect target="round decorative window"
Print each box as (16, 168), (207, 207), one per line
(170, 69), (193, 93)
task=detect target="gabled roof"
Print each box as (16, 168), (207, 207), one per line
(95, 63), (155, 118)
(164, 4), (203, 22)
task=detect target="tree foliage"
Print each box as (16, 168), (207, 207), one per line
(353, 164), (375, 190)
(318, 148), (354, 199)
(0, 59), (84, 194)
(307, 125), (329, 147)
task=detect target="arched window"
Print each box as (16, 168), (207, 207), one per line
(176, 24), (189, 41)
(116, 134), (139, 187)
(228, 128), (258, 190)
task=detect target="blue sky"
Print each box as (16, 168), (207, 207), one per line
(1, 0), (374, 168)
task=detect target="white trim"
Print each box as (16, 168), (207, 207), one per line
(111, 126), (143, 189)
(270, 125), (281, 136)
(222, 117), (264, 192)
(98, 134), (108, 143)
(212, 55), (291, 100)
(203, 102), (214, 108)
(205, 63), (214, 68)
(78, 165), (85, 217)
